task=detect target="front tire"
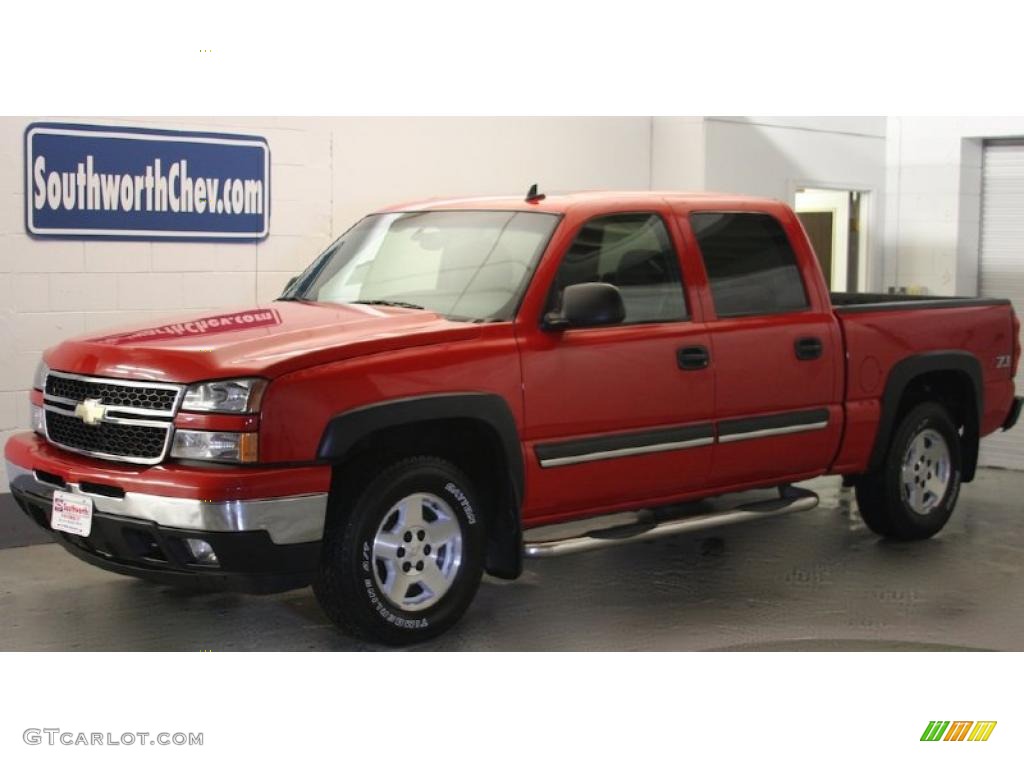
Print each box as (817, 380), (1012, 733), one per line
(314, 456), (485, 645)
(854, 401), (962, 541)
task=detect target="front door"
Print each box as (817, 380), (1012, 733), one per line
(516, 210), (715, 522)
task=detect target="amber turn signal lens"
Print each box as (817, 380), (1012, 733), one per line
(170, 430), (259, 463)
(238, 432), (259, 463)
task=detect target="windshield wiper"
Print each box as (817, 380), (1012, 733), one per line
(351, 300), (426, 310)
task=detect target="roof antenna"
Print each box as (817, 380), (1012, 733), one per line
(525, 183), (546, 203)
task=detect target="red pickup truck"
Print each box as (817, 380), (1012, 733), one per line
(6, 190), (1021, 644)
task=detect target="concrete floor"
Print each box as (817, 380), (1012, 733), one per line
(1, 468), (1022, 651)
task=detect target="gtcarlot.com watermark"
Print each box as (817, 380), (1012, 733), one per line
(23, 729), (203, 747)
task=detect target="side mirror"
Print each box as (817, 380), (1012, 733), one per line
(284, 276), (299, 292)
(544, 282), (625, 330)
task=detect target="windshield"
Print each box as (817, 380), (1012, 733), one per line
(281, 210), (560, 321)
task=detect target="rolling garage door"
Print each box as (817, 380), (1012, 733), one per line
(979, 141), (1024, 469)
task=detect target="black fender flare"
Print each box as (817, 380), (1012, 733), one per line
(317, 392), (524, 578)
(868, 351), (983, 481)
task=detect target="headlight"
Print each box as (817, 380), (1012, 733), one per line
(181, 378), (266, 414)
(32, 361), (50, 391)
(171, 430), (259, 463)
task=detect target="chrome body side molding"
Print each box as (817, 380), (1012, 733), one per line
(535, 409), (830, 467)
(538, 436), (714, 468)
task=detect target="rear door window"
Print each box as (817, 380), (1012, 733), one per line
(690, 212), (809, 317)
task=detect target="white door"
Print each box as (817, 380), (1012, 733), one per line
(795, 189), (850, 291)
(979, 141), (1024, 469)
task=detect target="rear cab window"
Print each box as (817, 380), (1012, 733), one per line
(689, 212), (809, 317)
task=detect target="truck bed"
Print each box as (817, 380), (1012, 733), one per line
(828, 292), (1018, 476)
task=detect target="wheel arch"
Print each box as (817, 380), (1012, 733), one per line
(868, 351), (983, 481)
(317, 393), (524, 579)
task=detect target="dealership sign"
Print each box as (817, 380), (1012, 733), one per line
(25, 123), (270, 240)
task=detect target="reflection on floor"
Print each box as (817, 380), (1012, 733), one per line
(1, 468), (1022, 651)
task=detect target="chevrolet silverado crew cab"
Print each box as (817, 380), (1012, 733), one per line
(6, 190), (1022, 644)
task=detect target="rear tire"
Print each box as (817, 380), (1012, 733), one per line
(313, 455), (485, 645)
(854, 401), (962, 541)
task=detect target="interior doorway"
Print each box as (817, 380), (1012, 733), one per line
(794, 188), (868, 292)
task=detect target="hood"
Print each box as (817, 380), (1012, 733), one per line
(44, 301), (482, 383)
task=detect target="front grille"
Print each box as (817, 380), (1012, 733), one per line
(46, 375), (178, 412)
(45, 411), (168, 460)
(42, 371), (183, 464)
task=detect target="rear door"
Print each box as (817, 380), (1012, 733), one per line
(516, 206), (715, 521)
(678, 205), (844, 487)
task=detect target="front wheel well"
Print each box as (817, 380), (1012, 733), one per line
(326, 418), (522, 580)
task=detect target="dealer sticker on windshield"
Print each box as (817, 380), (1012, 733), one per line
(51, 490), (93, 538)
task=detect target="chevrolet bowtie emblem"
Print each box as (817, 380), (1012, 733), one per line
(74, 398), (107, 426)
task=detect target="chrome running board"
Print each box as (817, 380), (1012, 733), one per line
(523, 485), (819, 558)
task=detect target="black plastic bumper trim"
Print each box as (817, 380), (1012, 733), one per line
(10, 486), (318, 594)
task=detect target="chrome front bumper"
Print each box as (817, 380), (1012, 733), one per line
(5, 459), (327, 545)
